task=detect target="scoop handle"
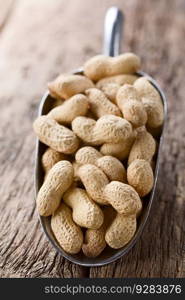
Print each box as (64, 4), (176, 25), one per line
(103, 7), (124, 57)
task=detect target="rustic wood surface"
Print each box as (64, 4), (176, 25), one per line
(0, 0), (185, 278)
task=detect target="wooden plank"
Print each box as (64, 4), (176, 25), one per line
(0, 0), (185, 278)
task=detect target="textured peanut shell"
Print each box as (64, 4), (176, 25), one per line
(96, 74), (138, 89)
(48, 74), (94, 99)
(100, 83), (120, 103)
(51, 203), (83, 254)
(75, 146), (126, 182)
(75, 146), (103, 165)
(82, 206), (116, 257)
(96, 156), (126, 183)
(63, 187), (104, 229)
(134, 77), (162, 104)
(72, 161), (81, 182)
(84, 53), (141, 81)
(78, 164), (109, 205)
(48, 94), (89, 124)
(36, 161), (74, 216)
(85, 88), (121, 118)
(103, 181), (142, 215)
(142, 97), (164, 128)
(72, 117), (97, 144)
(105, 214), (136, 249)
(42, 148), (66, 175)
(72, 115), (133, 145)
(127, 159), (154, 197)
(100, 133), (135, 160)
(121, 99), (147, 128)
(128, 129), (156, 165)
(116, 84), (147, 127)
(33, 115), (79, 154)
(116, 84), (140, 106)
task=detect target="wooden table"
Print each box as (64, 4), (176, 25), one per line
(0, 0), (185, 278)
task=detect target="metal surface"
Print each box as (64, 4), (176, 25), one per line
(103, 7), (123, 56)
(34, 7), (167, 266)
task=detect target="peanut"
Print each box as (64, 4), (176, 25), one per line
(72, 115), (133, 145)
(75, 146), (126, 182)
(78, 164), (142, 214)
(103, 181), (142, 215)
(82, 206), (116, 257)
(128, 128), (156, 165)
(42, 148), (66, 175)
(116, 84), (147, 127)
(77, 164), (109, 205)
(48, 94), (89, 124)
(63, 187), (104, 229)
(72, 161), (81, 182)
(48, 74), (94, 99)
(96, 74), (138, 89)
(36, 161), (73, 216)
(142, 97), (164, 128)
(85, 88), (121, 118)
(127, 159), (154, 197)
(84, 53), (141, 81)
(51, 203), (83, 254)
(134, 77), (162, 103)
(100, 83), (120, 103)
(33, 115), (79, 154)
(100, 133), (135, 160)
(134, 77), (164, 128)
(105, 214), (136, 249)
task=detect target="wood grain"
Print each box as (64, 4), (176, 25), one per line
(0, 0), (185, 278)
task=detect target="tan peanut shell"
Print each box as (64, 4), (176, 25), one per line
(96, 156), (126, 183)
(63, 187), (104, 229)
(116, 84), (147, 127)
(48, 74), (94, 99)
(82, 206), (116, 257)
(36, 161), (74, 216)
(127, 159), (154, 197)
(100, 83), (120, 103)
(134, 77), (162, 104)
(100, 133), (135, 160)
(51, 203), (83, 254)
(128, 128), (156, 165)
(77, 164), (109, 205)
(48, 94), (89, 124)
(72, 115), (133, 145)
(33, 115), (79, 154)
(116, 84), (140, 106)
(103, 181), (142, 215)
(75, 146), (126, 182)
(72, 161), (81, 182)
(134, 77), (164, 128)
(85, 88), (121, 118)
(96, 74), (138, 89)
(75, 146), (103, 165)
(42, 148), (66, 175)
(82, 226), (106, 257)
(84, 53), (141, 81)
(105, 214), (136, 249)
(142, 97), (164, 128)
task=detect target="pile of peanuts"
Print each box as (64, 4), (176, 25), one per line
(33, 53), (164, 257)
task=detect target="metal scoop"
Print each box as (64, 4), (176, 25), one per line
(34, 7), (167, 266)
